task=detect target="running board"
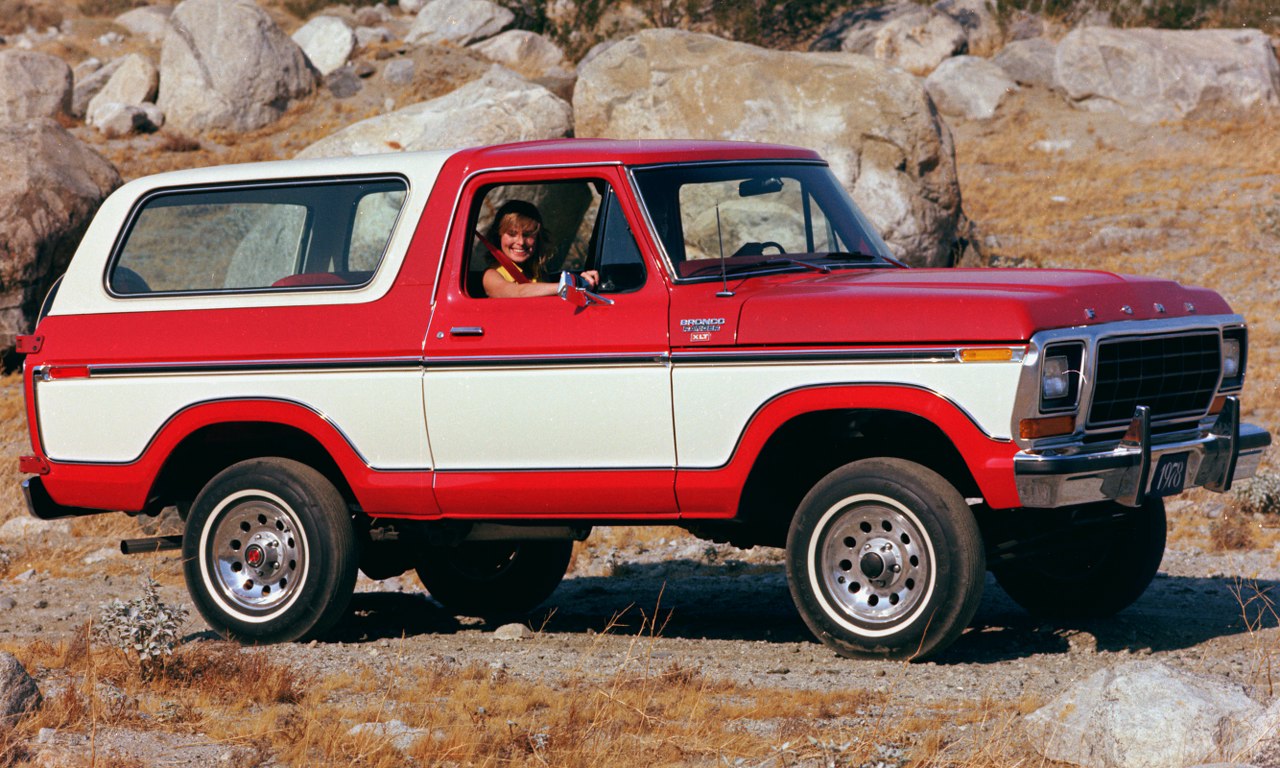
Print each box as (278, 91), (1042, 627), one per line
(120, 536), (183, 555)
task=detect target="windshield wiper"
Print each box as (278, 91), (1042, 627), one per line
(724, 258), (832, 275)
(814, 251), (879, 261)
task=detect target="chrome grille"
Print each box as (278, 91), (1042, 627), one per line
(1088, 332), (1220, 428)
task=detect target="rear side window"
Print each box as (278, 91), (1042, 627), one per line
(108, 177), (407, 295)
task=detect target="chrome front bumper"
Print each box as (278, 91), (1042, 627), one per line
(1014, 397), (1271, 508)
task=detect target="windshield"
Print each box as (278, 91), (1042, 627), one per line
(630, 162), (898, 280)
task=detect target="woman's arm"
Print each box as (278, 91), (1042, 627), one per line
(482, 269), (560, 298)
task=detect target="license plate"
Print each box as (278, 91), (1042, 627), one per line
(1151, 453), (1189, 497)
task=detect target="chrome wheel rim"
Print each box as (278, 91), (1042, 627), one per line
(818, 497), (930, 625)
(207, 496), (305, 614)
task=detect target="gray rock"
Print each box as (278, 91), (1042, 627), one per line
(860, 9), (968, 75)
(933, 0), (1002, 56)
(0, 120), (121, 354)
(492, 623), (532, 641)
(406, 0), (514, 47)
(925, 55), (1017, 120)
(325, 67), (363, 99)
(809, 1), (919, 53)
(299, 65), (570, 158)
(383, 58), (415, 85)
(399, 0), (427, 12)
(114, 5), (173, 43)
(86, 53), (158, 125)
(293, 15), (356, 76)
(0, 51), (72, 123)
(348, 719), (427, 751)
(1242, 698), (1280, 767)
(355, 26), (393, 48)
(0, 598), (15, 612)
(994, 37), (1058, 89)
(72, 56), (126, 118)
(1024, 661), (1264, 768)
(158, 0), (317, 134)
(574, 29), (962, 267)
(469, 30), (573, 82)
(0, 516), (72, 542)
(0, 652), (41, 728)
(1056, 27), (1280, 123)
(89, 102), (150, 137)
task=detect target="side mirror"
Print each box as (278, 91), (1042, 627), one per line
(558, 272), (614, 308)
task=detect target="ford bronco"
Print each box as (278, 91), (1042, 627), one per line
(19, 139), (1271, 659)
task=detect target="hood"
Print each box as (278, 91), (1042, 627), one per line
(734, 268), (1233, 345)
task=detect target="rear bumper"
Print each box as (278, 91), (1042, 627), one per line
(22, 476), (105, 521)
(1014, 396), (1271, 508)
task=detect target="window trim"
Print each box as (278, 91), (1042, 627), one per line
(103, 174), (410, 299)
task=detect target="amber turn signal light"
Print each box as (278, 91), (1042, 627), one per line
(1019, 415), (1076, 440)
(1209, 395), (1227, 415)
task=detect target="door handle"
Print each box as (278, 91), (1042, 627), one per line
(449, 326), (484, 337)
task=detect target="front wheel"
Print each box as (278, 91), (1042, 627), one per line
(786, 458), (985, 661)
(183, 458), (357, 644)
(416, 540), (573, 619)
(991, 498), (1166, 618)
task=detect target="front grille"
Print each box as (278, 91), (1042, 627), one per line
(1087, 332), (1220, 428)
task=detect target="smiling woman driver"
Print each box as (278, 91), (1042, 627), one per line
(481, 199), (598, 298)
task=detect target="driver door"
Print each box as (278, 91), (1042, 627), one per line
(422, 167), (677, 517)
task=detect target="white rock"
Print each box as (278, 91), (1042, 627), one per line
(82, 547), (120, 565)
(292, 16), (356, 77)
(299, 65), (570, 158)
(492, 623), (532, 641)
(0, 51), (72, 123)
(925, 55), (1018, 120)
(140, 102), (165, 129)
(90, 103), (150, 137)
(348, 719), (427, 752)
(405, 0), (514, 47)
(158, 0), (317, 134)
(811, 1), (920, 52)
(1024, 661), (1264, 768)
(86, 53), (158, 122)
(1056, 27), (1280, 123)
(97, 31), (125, 47)
(399, 0), (427, 12)
(469, 29), (573, 81)
(72, 56), (125, 118)
(114, 5), (173, 43)
(933, 0), (1003, 56)
(573, 29), (962, 267)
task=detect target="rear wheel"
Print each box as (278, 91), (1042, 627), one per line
(786, 458), (985, 661)
(416, 540), (573, 619)
(992, 498), (1166, 618)
(182, 458), (357, 643)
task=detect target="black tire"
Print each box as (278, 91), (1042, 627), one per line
(182, 458), (358, 644)
(785, 458), (985, 661)
(415, 540), (573, 618)
(992, 498), (1166, 618)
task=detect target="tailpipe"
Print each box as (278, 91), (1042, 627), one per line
(120, 535), (183, 555)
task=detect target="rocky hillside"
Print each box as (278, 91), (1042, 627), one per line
(0, 0), (1277, 357)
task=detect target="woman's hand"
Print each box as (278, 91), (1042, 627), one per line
(580, 270), (600, 290)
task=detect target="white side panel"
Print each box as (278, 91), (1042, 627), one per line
(423, 365), (675, 469)
(36, 371), (429, 469)
(673, 361), (1022, 467)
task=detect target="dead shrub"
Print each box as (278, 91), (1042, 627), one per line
(1209, 509), (1256, 551)
(158, 642), (306, 705)
(77, 0), (145, 16)
(157, 132), (201, 153)
(0, 0), (61, 35)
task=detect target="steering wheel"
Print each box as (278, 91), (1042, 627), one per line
(731, 241), (787, 258)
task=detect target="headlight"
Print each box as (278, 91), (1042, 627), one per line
(1222, 338), (1241, 380)
(1039, 342), (1083, 412)
(1042, 355), (1070, 399)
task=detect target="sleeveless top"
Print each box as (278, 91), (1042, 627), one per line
(495, 265), (538, 283)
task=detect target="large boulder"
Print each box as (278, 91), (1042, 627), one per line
(405, 0), (514, 47)
(933, 0), (1003, 56)
(72, 57), (126, 119)
(292, 15), (356, 76)
(0, 121), (121, 354)
(574, 29), (962, 267)
(0, 652), (40, 728)
(469, 30), (573, 82)
(158, 0), (317, 133)
(865, 10), (968, 75)
(1024, 661), (1264, 768)
(925, 55), (1017, 120)
(1056, 27), (1280, 123)
(114, 5), (173, 43)
(86, 53), (158, 127)
(298, 65), (571, 158)
(994, 37), (1058, 89)
(0, 51), (72, 124)
(810, 2), (920, 52)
